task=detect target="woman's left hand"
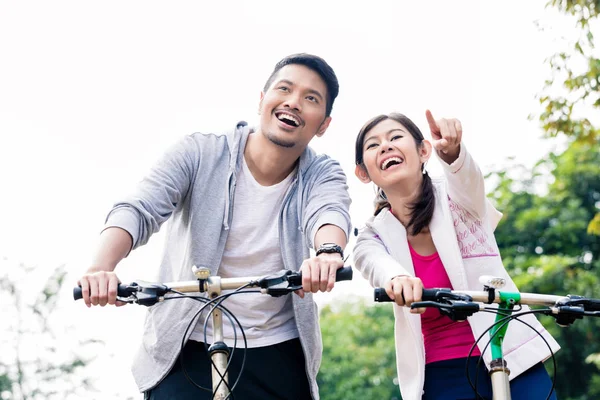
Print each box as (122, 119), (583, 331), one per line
(426, 110), (462, 163)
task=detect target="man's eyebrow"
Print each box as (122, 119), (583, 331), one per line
(275, 79), (294, 87)
(274, 79), (324, 101)
(305, 88), (324, 101)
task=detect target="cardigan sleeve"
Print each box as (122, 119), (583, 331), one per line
(353, 223), (412, 288)
(437, 143), (503, 230)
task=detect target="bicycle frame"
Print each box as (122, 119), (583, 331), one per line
(373, 283), (579, 400)
(168, 267), (291, 399)
(487, 292), (519, 400)
(185, 267), (279, 399)
(74, 266), (353, 399)
(443, 289), (563, 400)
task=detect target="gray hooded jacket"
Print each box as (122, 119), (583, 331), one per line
(104, 122), (352, 398)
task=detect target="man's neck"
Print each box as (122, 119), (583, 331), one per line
(244, 131), (302, 186)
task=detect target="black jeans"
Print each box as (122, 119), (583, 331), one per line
(144, 338), (312, 400)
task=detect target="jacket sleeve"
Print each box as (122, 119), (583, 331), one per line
(103, 135), (199, 251)
(353, 224), (412, 288)
(438, 143), (502, 229)
(302, 156), (352, 249)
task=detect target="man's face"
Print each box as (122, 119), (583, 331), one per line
(258, 64), (331, 149)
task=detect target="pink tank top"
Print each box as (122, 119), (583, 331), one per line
(409, 241), (481, 364)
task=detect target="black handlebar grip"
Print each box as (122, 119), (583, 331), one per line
(335, 266), (353, 282)
(374, 288), (444, 303)
(374, 288), (393, 302)
(421, 289), (441, 301)
(73, 284), (133, 301)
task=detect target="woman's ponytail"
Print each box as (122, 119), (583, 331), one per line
(405, 170), (435, 235)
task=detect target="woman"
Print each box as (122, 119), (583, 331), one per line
(353, 110), (559, 400)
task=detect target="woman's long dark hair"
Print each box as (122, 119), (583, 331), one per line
(355, 113), (435, 236)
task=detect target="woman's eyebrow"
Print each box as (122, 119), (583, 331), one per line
(364, 128), (407, 144)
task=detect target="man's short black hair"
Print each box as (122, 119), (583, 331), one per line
(263, 53), (339, 117)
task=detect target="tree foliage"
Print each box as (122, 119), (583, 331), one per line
(486, 1), (600, 398)
(318, 300), (399, 400)
(488, 140), (600, 399)
(0, 261), (100, 400)
(536, 0), (600, 234)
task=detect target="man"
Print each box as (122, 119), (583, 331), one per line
(78, 53), (352, 399)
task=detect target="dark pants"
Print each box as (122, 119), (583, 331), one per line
(144, 338), (312, 400)
(423, 357), (557, 400)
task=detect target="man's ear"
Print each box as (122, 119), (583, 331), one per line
(355, 164), (372, 184)
(258, 92), (265, 115)
(315, 116), (332, 137)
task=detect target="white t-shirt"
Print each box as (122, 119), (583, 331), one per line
(190, 156), (299, 347)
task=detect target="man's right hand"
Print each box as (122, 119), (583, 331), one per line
(78, 270), (122, 307)
(78, 227), (133, 308)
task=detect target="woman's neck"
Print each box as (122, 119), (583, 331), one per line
(385, 179), (422, 229)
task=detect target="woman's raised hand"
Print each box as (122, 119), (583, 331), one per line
(425, 110), (462, 163)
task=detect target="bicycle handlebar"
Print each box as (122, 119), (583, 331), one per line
(374, 287), (569, 306)
(373, 286), (600, 325)
(74, 266), (353, 302)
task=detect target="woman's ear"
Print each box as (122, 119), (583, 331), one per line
(420, 140), (433, 163)
(355, 164), (372, 184)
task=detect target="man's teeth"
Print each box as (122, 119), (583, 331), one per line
(381, 157), (403, 170)
(277, 113), (300, 126)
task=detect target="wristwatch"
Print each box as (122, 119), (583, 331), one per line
(316, 243), (344, 258)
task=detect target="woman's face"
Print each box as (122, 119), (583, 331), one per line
(355, 118), (431, 191)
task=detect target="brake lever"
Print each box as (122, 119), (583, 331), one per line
(259, 270), (301, 297)
(126, 282), (170, 307)
(411, 300), (480, 322)
(116, 296), (137, 304)
(548, 305), (586, 327)
(264, 281), (301, 297)
(258, 270), (294, 289)
(411, 301), (442, 309)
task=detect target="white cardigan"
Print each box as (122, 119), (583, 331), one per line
(353, 145), (560, 400)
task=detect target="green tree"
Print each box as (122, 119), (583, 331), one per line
(0, 261), (100, 400)
(535, 0), (600, 234)
(488, 2), (600, 398)
(319, 300), (399, 400)
(489, 140), (600, 399)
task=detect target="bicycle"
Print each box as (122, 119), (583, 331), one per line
(74, 265), (353, 399)
(373, 275), (600, 400)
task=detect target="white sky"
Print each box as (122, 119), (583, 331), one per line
(0, 1), (574, 398)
